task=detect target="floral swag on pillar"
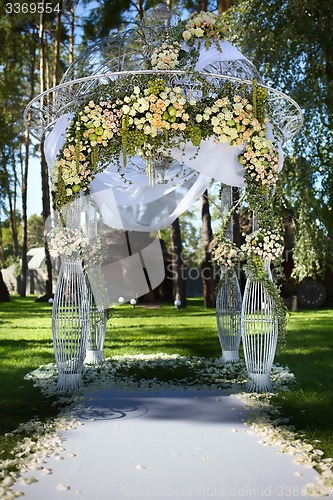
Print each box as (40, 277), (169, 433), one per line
(24, 6), (302, 392)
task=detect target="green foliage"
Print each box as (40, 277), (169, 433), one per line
(80, 0), (134, 42)
(27, 214), (45, 250)
(291, 206), (327, 282)
(0, 218), (22, 267)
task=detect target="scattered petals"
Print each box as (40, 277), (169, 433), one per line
(57, 483), (70, 491)
(22, 476), (38, 485)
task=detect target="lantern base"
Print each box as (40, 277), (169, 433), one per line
(245, 372), (272, 393)
(84, 349), (104, 365)
(219, 350), (239, 363)
(56, 373), (83, 392)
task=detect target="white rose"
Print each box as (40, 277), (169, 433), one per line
(195, 27), (204, 37)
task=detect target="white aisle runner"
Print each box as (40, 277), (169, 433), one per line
(13, 390), (321, 499)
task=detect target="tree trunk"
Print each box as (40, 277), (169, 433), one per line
(20, 34), (37, 297)
(40, 2), (53, 297)
(0, 223), (5, 267)
(201, 0), (208, 12)
(218, 0), (233, 14)
(0, 269), (10, 302)
(200, 189), (216, 308)
(69, 1), (76, 64)
(136, 0), (144, 20)
(40, 143), (53, 297)
(170, 218), (187, 307)
(2, 160), (20, 259)
(324, 56), (333, 239)
(53, 0), (63, 88)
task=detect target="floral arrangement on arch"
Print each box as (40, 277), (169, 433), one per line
(182, 11), (227, 49)
(50, 10), (281, 209)
(241, 229), (284, 263)
(53, 79), (278, 207)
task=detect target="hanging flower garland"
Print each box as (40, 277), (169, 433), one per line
(52, 76), (279, 209)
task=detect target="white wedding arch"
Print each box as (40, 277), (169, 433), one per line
(24, 5), (302, 392)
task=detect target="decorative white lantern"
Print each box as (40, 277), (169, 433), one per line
(216, 186), (242, 363)
(241, 259), (278, 392)
(52, 257), (89, 391)
(216, 267), (242, 363)
(84, 285), (107, 365)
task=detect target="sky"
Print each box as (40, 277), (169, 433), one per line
(27, 157), (43, 217)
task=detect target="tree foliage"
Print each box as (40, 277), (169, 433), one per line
(225, 0), (333, 280)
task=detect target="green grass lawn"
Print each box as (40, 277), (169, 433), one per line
(274, 310), (333, 458)
(0, 296), (333, 460)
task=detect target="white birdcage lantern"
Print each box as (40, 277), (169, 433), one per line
(241, 259), (278, 392)
(52, 256), (89, 391)
(216, 186), (242, 363)
(51, 195), (89, 391)
(84, 284), (107, 365)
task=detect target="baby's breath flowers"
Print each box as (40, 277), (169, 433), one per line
(48, 227), (89, 259)
(82, 235), (107, 268)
